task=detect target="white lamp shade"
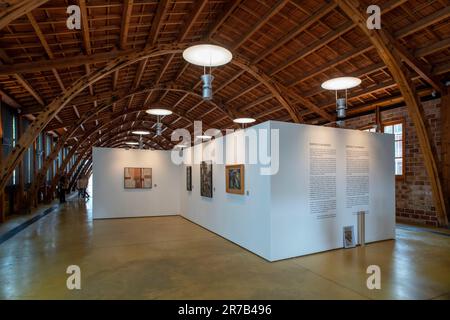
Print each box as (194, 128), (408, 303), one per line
(183, 44), (232, 67)
(125, 141), (139, 145)
(132, 130), (150, 135)
(196, 135), (212, 140)
(146, 108), (173, 116)
(233, 117), (256, 124)
(321, 77), (361, 90)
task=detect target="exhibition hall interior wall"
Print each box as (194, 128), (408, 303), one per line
(92, 147), (181, 219)
(269, 122), (395, 260)
(180, 122), (273, 260)
(92, 121), (395, 261)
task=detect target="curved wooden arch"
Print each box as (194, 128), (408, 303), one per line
(0, 44), (185, 190)
(30, 115), (170, 205)
(23, 82), (226, 205)
(335, 0), (447, 225)
(25, 80), (245, 205)
(0, 0), (49, 30)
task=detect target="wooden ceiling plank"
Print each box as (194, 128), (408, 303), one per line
(120, 0), (134, 50)
(178, 0), (208, 42)
(131, 0), (169, 89)
(253, 1), (337, 64)
(414, 37), (450, 57)
(395, 6), (450, 39)
(206, 0), (242, 39)
(27, 12), (66, 92)
(14, 75), (44, 106)
(0, 88), (21, 109)
(269, 20), (354, 75)
(232, 0), (289, 50)
(0, 0), (48, 30)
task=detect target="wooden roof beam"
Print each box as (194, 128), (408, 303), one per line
(14, 75), (44, 106)
(120, 0), (134, 50)
(395, 6), (450, 39)
(269, 21), (354, 75)
(335, 0), (448, 226)
(131, 0), (169, 89)
(0, 88), (21, 109)
(0, 0), (48, 30)
(173, 0), (238, 84)
(78, 0), (94, 96)
(206, 0), (242, 39)
(253, 1), (337, 64)
(232, 0), (289, 50)
(27, 12), (66, 92)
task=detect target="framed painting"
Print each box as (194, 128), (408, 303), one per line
(225, 164), (245, 194)
(200, 161), (213, 198)
(343, 226), (355, 248)
(124, 167), (152, 189)
(186, 166), (192, 191)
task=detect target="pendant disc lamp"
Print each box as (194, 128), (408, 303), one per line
(321, 77), (361, 123)
(146, 108), (172, 136)
(183, 44), (232, 100)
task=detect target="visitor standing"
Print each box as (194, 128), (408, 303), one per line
(58, 175), (66, 203)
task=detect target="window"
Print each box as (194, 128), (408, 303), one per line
(37, 134), (43, 170)
(26, 147), (32, 184)
(383, 121), (404, 177)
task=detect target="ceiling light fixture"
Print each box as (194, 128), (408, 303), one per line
(321, 76), (361, 124)
(125, 141), (139, 146)
(233, 117), (256, 124)
(131, 130), (150, 135)
(183, 44), (232, 101)
(146, 109), (172, 136)
(196, 135), (212, 140)
(183, 44), (232, 67)
(145, 108), (173, 116)
(321, 77), (361, 90)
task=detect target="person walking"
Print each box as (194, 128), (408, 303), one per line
(79, 175), (89, 199)
(58, 175), (66, 203)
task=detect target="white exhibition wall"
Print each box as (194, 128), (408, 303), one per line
(92, 148), (181, 219)
(268, 121), (395, 260)
(180, 122), (272, 259)
(180, 121), (395, 261)
(91, 121), (395, 261)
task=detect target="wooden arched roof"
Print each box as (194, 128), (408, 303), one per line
(0, 0), (448, 147)
(1, 0), (449, 225)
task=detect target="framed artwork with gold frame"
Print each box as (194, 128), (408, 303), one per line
(225, 164), (245, 195)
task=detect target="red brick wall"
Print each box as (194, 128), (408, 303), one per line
(343, 98), (442, 226)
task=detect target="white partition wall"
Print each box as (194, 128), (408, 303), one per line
(180, 121), (395, 261)
(180, 122), (272, 260)
(93, 148), (181, 219)
(91, 121), (394, 261)
(268, 121), (395, 260)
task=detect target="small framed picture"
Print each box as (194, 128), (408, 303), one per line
(225, 164), (245, 195)
(186, 166), (192, 191)
(343, 226), (355, 248)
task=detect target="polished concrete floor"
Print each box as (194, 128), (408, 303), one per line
(0, 197), (449, 300)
